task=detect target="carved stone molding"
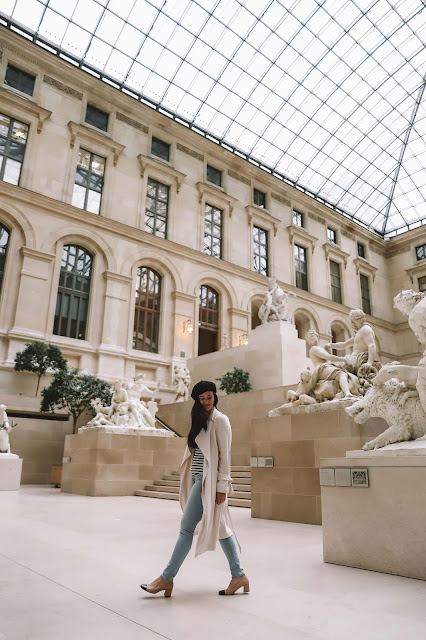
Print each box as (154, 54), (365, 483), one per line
(176, 143), (204, 161)
(67, 121), (125, 166)
(0, 87), (51, 133)
(271, 192), (291, 207)
(43, 75), (83, 100)
(322, 241), (350, 268)
(228, 169), (251, 185)
(137, 154), (186, 193)
(195, 182), (237, 216)
(353, 257), (378, 281)
(341, 229), (355, 241)
(309, 212), (326, 225)
(406, 262), (426, 284)
(116, 112), (148, 132)
(286, 224), (318, 253)
(20, 247), (55, 263)
(245, 205), (280, 236)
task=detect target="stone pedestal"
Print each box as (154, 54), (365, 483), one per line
(320, 443), (426, 581)
(0, 454), (23, 490)
(62, 431), (186, 496)
(188, 321), (311, 391)
(250, 403), (385, 524)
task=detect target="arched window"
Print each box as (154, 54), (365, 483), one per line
(0, 224), (10, 294)
(133, 266), (161, 353)
(198, 285), (219, 355)
(251, 298), (262, 330)
(330, 322), (348, 356)
(54, 245), (92, 340)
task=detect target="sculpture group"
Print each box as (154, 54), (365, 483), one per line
(83, 376), (164, 433)
(347, 290), (426, 450)
(269, 289), (426, 450)
(270, 308), (380, 414)
(258, 277), (296, 324)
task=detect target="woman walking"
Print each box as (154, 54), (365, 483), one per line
(141, 380), (249, 597)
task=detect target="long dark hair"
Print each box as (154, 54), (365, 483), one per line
(187, 396), (218, 448)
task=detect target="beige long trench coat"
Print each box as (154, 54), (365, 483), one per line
(179, 407), (239, 557)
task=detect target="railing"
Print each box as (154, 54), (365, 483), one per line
(155, 415), (181, 437)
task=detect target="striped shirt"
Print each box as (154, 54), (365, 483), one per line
(191, 445), (204, 476)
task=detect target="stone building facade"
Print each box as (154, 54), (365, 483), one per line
(0, 28), (425, 395)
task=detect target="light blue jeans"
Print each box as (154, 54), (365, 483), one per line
(161, 474), (244, 581)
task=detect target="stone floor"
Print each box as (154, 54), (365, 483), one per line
(1, 486), (425, 640)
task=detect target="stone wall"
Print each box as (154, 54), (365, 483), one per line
(62, 431), (186, 496)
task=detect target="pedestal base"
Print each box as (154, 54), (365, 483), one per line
(320, 451), (426, 580)
(0, 454), (23, 490)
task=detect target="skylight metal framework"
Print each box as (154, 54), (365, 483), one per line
(1, 0), (426, 237)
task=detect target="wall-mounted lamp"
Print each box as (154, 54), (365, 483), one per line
(183, 319), (194, 334)
(239, 333), (249, 346)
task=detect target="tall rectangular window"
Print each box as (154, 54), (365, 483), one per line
(330, 260), (342, 303)
(293, 210), (304, 227)
(294, 244), (308, 290)
(253, 226), (268, 276)
(360, 274), (371, 315)
(206, 164), (222, 187)
(327, 227), (337, 243)
(415, 244), (426, 261)
(145, 178), (169, 238)
(5, 65), (35, 96)
(204, 204), (222, 258)
(253, 188), (266, 208)
(151, 137), (170, 161)
(85, 104), (109, 131)
(72, 149), (105, 214)
(357, 242), (366, 258)
(0, 113), (29, 185)
(418, 276), (426, 292)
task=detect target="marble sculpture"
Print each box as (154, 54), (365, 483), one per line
(269, 308), (381, 416)
(173, 363), (191, 402)
(0, 404), (16, 454)
(346, 289), (426, 449)
(82, 377), (169, 435)
(258, 276), (296, 324)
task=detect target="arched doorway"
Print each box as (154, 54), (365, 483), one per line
(198, 284), (219, 355)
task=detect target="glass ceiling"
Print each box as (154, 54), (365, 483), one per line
(1, 0), (426, 237)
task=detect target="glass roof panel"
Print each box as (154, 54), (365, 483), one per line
(2, 0), (426, 236)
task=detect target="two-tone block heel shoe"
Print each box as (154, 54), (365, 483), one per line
(140, 576), (173, 597)
(218, 574), (250, 596)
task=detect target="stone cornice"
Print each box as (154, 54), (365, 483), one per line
(67, 122), (125, 165)
(0, 87), (51, 133)
(196, 182), (238, 215)
(245, 205), (280, 236)
(322, 241), (350, 268)
(353, 257), (378, 281)
(286, 224), (318, 253)
(20, 247), (55, 262)
(137, 154), (186, 193)
(103, 271), (133, 285)
(406, 261), (426, 283)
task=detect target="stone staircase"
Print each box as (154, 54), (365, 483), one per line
(135, 466), (251, 508)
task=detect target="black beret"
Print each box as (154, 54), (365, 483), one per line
(190, 380), (217, 401)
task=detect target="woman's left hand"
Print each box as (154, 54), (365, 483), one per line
(216, 492), (226, 505)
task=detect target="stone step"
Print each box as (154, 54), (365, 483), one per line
(231, 466), (251, 472)
(135, 490), (179, 501)
(163, 475), (181, 481)
(231, 476), (251, 485)
(231, 471), (251, 478)
(155, 479), (180, 487)
(228, 498), (251, 508)
(145, 484), (179, 493)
